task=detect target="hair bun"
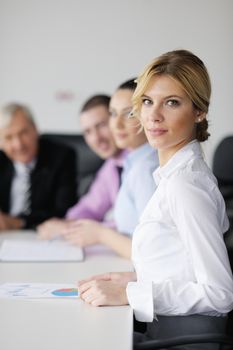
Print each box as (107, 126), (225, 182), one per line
(196, 119), (210, 142)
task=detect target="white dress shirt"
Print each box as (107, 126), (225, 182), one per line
(10, 160), (36, 216)
(126, 140), (233, 322)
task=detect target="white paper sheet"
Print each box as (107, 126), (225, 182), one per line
(0, 239), (84, 262)
(0, 283), (79, 299)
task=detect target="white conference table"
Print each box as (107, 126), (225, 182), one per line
(0, 231), (133, 350)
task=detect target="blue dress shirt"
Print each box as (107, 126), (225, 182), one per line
(114, 143), (159, 235)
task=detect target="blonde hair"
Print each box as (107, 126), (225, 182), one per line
(132, 49), (211, 142)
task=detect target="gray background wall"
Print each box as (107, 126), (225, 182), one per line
(0, 0), (232, 165)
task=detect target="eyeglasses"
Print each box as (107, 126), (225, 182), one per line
(109, 108), (134, 119)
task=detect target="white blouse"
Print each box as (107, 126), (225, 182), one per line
(126, 140), (233, 322)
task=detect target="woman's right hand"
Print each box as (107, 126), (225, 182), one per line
(37, 218), (73, 240)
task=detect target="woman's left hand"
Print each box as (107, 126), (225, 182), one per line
(78, 278), (129, 306)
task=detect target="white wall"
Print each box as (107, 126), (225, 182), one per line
(0, 0), (232, 164)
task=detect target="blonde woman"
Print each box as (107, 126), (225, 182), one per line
(78, 50), (233, 348)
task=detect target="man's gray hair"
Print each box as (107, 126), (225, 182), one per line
(0, 103), (36, 129)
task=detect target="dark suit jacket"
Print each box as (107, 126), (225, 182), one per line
(0, 138), (77, 228)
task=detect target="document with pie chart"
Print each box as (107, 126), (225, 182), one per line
(0, 283), (79, 299)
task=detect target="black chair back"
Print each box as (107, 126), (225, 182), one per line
(213, 136), (233, 268)
(213, 136), (233, 337)
(41, 133), (104, 198)
(213, 136), (233, 220)
(213, 136), (233, 185)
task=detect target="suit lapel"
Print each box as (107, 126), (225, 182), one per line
(0, 161), (14, 212)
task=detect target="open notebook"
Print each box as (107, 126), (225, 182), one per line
(0, 239), (84, 262)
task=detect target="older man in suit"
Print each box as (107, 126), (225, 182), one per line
(0, 103), (77, 230)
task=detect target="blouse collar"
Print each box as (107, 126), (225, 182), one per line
(153, 140), (203, 185)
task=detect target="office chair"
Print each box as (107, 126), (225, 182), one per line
(134, 333), (233, 349)
(41, 133), (104, 198)
(213, 134), (233, 287)
(213, 135), (233, 338)
(213, 135), (233, 222)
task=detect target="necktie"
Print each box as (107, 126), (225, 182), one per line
(21, 165), (31, 215)
(116, 166), (123, 186)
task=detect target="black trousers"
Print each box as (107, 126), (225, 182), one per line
(134, 314), (227, 350)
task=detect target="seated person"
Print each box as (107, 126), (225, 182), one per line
(37, 95), (123, 235)
(110, 80), (159, 236)
(78, 50), (233, 349)
(0, 103), (77, 230)
(39, 80), (158, 258)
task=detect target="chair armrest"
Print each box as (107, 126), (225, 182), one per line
(134, 333), (233, 349)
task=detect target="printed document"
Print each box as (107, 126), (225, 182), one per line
(0, 283), (79, 299)
(0, 239), (84, 262)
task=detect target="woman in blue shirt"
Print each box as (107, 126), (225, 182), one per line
(61, 79), (158, 258)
